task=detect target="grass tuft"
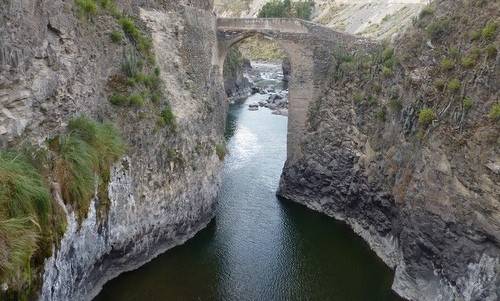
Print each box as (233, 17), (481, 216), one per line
(481, 21), (497, 40)
(419, 108), (436, 127)
(159, 106), (176, 128)
(75, 0), (97, 19)
(489, 103), (500, 121)
(447, 78), (461, 93)
(0, 151), (54, 292)
(440, 58), (454, 71)
(52, 116), (125, 221)
(110, 30), (124, 44)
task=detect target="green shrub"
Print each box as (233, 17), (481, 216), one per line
(109, 93), (129, 106)
(461, 48), (481, 68)
(121, 50), (141, 78)
(293, 1), (315, 20)
(0, 150), (65, 294)
(463, 97), (473, 111)
(75, 0), (97, 18)
(470, 30), (481, 41)
(119, 17), (141, 41)
(447, 78), (461, 92)
(426, 18), (451, 40)
(138, 37), (153, 54)
(118, 16), (153, 56)
(382, 66), (393, 77)
(215, 144), (226, 161)
(52, 116), (125, 221)
(98, 0), (121, 17)
(129, 93), (144, 107)
(68, 116), (126, 172)
(133, 72), (147, 84)
(485, 45), (498, 59)
(418, 108), (436, 127)
(0, 152), (51, 223)
(258, 0), (290, 18)
(0, 217), (39, 292)
(461, 56), (476, 68)
(98, 0), (112, 9)
(52, 135), (96, 221)
(110, 30), (123, 43)
(489, 103), (500, 121)
(159, 106), (175, 128)
(440, 58), (454, 71)
(143, 73), (161, 90)
(481, 21), (497, 40)
(258, 0), (314, 20)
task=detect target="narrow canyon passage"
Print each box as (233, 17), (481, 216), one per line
(94, 64), (401, 301)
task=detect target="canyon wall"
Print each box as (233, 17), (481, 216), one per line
(279, 0), (499, 300)
(1, 0), (226, 300)
(223, 48), (253, 100)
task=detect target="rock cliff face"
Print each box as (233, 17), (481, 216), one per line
(223, 48), (253, 100)
(279, 0), (499, 300)
(1, 0), (226, 300)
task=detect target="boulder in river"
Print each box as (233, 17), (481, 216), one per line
(248, 104), (259, 111)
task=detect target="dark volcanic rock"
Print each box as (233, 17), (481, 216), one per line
(278, 1), (500, 300)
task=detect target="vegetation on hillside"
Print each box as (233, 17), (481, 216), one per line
(0, 116), (125, 299)
(319, 0), (498, 143)
(258, 0), (315, 20)
(73, 0), (176, 129)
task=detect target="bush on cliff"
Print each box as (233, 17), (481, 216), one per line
(489, 103), (500, 121)
(75, 0), (97, 18)
(0, 151), (53, 294)
(51, 116), (125, 222)
(159, 106), (176, 130)
(418, 108), (437, 127)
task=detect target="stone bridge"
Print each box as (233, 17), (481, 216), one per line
(217, 18), (377, 162)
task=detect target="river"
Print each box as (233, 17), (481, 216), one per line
(94, 63), (402, 301)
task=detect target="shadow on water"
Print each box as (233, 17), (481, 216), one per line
(95, 67), (403, 301)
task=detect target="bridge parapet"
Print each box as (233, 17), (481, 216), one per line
(217, 18), (310, 34)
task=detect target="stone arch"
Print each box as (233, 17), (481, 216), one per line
(216, 18), (378, 164)
(217, 31), (314, 164)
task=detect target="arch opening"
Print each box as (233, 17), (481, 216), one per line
(221, 33), (291, 117)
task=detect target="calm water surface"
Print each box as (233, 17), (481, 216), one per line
(95, 78), (402, 301)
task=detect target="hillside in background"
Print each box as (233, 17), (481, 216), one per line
(215, 0), (428, 40)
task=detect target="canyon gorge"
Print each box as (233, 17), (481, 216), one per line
(0, 0), (498, 300)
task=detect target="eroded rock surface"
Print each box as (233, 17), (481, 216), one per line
(278, 1), (499, 300)
(1, 0), (226, 300)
